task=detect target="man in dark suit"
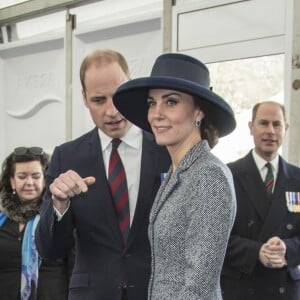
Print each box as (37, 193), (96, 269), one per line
(35, 49), (170, 300)
(221, 101), (300, 300)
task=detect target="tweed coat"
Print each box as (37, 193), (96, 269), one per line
(221, 151), (300, 300)
(148, 140), (236, 300)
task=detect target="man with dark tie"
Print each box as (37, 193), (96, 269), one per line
(221, 101), (300, 300)
(35, 49), (170, 300)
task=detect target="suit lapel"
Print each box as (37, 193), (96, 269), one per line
(127, 132), (161, 246)
(149, 139), (207, 223)
(149, 169), (178, 224)
(238, 153), (270, 221)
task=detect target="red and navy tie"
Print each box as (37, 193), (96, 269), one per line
(108, 138), (130, 243)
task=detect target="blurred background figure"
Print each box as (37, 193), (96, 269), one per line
(221, 101), (300, 300)
(0, 147), (73, 300)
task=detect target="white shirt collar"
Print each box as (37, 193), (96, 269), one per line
(98, 125), (142, 152)
(251, 149), (279, 174)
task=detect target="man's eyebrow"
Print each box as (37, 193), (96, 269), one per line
(91, 95), (106, 100)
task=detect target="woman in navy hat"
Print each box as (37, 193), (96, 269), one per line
(113, 53), (237, 300)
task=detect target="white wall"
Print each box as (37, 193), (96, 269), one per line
(0, 36), (65, 159)
(172, 0), (285, 61)
(0, 57), (5, 161)
(0, 0), (163, 162)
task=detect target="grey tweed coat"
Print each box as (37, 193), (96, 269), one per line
(148, 140), (236, 300)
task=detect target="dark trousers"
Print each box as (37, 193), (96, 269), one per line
(121, 288), (128, 300)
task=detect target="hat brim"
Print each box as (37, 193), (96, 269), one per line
(113, 76), (236, 138)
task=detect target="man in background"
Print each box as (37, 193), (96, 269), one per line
(221, 101), (300, 299)
(36, 49), (170, 300)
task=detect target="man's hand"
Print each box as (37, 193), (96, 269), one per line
(50, 170), (95, 213)
(259, 236), (287, 269)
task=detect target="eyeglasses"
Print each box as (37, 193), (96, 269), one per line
(13, 147), (44, 156)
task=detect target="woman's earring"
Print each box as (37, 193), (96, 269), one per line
(12, 189), (16, 195)
(195, 119), (201, 127)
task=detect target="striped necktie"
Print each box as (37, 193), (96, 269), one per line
(264, 162), (274, 197)
(108, 138), (130, 243)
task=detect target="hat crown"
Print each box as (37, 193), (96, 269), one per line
(150, 53), (210, 90)
(113, 52), (236, 138)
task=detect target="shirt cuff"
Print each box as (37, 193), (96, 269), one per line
(53, 201), (70, 221)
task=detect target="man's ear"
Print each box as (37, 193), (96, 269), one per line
(82, 89), (88, 107)
(285, 122), (289, 132)
(248, 121), (253, 136)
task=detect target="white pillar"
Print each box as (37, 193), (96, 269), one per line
(284, 0), (300, 166)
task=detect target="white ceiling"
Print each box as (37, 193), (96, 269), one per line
(0, 0), (29, 9)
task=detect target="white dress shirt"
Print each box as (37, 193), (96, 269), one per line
(252, 149), (279, 192)
(54, 125), (143, 225)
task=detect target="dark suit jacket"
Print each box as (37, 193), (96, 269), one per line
(35, 128), (170, 300)
(221, 151), (300, 300)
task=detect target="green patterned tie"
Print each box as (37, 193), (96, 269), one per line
(264, 163), (274, 197)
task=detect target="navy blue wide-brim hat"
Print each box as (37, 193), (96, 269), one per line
(113, 53), (236, 138)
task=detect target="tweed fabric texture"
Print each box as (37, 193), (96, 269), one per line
(148, 140), (236, 300)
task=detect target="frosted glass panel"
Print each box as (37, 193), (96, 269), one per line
(209, 54), (284, 163)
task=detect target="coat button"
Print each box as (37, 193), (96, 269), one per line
(286, 224), (293, 230)
(279, 287), (285, 294)
(248, 220), (254, 227)
(247, 288), (254, 295)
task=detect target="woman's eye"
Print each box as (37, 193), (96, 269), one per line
(167, 98), (178, 106)
(147, 99), (155, 107)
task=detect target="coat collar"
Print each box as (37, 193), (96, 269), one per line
(126, 131), (159, 246)
(150, 140), (210, 223)
(235, 152), (271, 221)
